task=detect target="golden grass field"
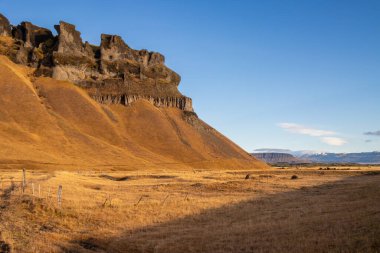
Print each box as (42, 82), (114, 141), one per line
(0, 166), (379, 253)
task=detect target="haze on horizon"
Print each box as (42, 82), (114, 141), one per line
(1, 0), (379, 153)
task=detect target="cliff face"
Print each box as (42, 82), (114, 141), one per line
(0, 14), (192, 111)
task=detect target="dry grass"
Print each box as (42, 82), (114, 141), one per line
(0, 166), (379, 252)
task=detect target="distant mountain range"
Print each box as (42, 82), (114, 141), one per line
(252, 150), (380, 164)
(299, 152), (380, 164)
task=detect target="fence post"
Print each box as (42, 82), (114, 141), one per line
(22, 169), (26, 193)
(161, 194), (170, 206)
(57, 185), (62, 208)
(38, 184), (41, 198)
(32, 183), (35, 196)
(135, 195), (144, 206)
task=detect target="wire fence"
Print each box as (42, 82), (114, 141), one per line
(0, 169), (194, 210)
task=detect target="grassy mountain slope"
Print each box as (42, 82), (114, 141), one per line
(0, 55), (267, 170)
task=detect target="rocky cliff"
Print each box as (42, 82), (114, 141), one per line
(0, 14), (192, 111)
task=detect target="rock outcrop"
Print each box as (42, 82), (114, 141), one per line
(12, 21), (54, 48)
(9, 21), (54, 67)
(0, 14), (193, 111)
(0, 14), (11, 36)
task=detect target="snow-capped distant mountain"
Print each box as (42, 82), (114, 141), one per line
(298, 152), (380, 164)
(253, 149), (380, 164)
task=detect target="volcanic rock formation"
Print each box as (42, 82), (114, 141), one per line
(0, 14), (192, 111)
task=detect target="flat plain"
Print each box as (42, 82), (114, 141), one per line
(0, 166), (379, 253)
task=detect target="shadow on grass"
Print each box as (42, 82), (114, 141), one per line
(65, 174), (380, 253)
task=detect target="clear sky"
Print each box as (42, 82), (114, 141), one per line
(1, 0), (379, 153)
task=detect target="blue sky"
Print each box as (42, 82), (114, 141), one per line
(1, 0), (379, 153)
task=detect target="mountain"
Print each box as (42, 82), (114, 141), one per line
(253, 149), (380, 164)
(252, 153), (307, 164)
(0, 14), (267, 170)
(299, 152), (380, 164)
